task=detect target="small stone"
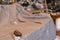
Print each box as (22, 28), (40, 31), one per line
(14, 30), (22, 37)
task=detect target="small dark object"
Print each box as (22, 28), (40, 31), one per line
(34, 22), (41, 24)
(14, 30), (22, 37)
(21, 1), (30, 7)
(32, 12), (37, 14)
(32, 3), (39, 10)
(17, 0), (21, 2)
(31, 0), (34, 2)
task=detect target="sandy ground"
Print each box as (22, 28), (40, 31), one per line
(0, 3), (55, 40)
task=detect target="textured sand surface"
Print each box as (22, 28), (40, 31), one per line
(0, 3), (51, 40)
